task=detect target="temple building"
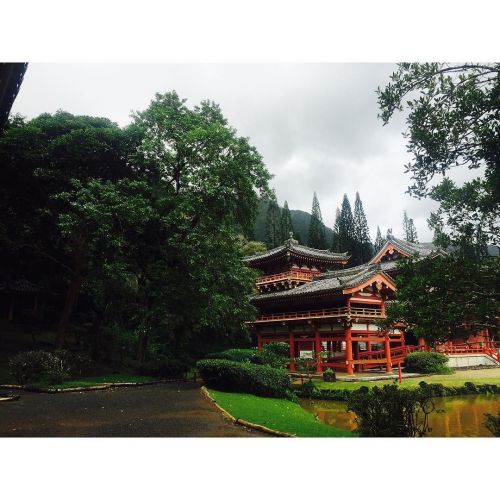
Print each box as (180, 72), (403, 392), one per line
(245, 233), (497, 374)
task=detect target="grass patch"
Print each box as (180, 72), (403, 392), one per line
(26, 374), (159, 390)
(313, 373), (500, 392)
(209, 389), (354, 437)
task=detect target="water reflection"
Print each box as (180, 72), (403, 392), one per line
(300, 395), (500, 437)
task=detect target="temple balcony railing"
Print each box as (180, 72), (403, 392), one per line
(255, 269), (319, 285)
(252, 306), (385, 323)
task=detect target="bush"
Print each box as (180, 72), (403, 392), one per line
(404, 351), (451, 374)
(204, 348), (258, 363)
(323, 369), (336, 382)
(196, 359), (294, 400)
(484, 412), (500, 437)
(8, 350), (70, 385)
(256, 342), (289, 368)
(347, 384), (437, 437)
(138, 355), (190, 379)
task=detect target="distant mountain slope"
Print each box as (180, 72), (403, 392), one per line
(252, 200), (333, 247)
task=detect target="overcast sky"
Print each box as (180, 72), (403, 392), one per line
(12, 63), (462, 242)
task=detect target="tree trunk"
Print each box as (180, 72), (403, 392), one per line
(137, 329), (148, 365)
(55, 271), (83, 349)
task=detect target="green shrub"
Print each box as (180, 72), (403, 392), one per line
(256, 342), (290, 368)
(323, 369), (336, 382)
(347, 384), (437, 437)
(464, 381), (478, 393)
(484, 412), (500, 437)
(196, 359), (294, 400)
(204, 348), (258, 363)
(8, 350), (70, 385)
(299, 380), (321, 398)
(138, 355), (190, 378)
(404, 351), (451, 374)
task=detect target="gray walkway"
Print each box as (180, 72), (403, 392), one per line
(0, 381), (265, 437)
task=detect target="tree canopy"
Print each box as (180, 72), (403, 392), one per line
(0, 92), (271, 361)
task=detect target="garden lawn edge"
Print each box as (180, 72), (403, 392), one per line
(0, 379), (179, 393)
(200, 386), (293, 437)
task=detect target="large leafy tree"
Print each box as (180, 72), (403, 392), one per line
(0, 112), (143, 347)
(385, 256), (499, 345)
(378, 62), (499, 248)
(307, 192), (327, 249)
(379, 63), (500, 342)
(130, 91), (270, 357)
(352, 192), (373, 265)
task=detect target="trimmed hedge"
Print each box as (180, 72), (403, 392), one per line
(404, 351), (451, 374)
(197, 359), (294, 400)
(204, 349), (258, 363)
(294, 381), (500, 401)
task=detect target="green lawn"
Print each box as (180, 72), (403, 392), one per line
(26, 374), (158, 390)
(312, 370), (500, 392)
(208, 389), (354, 437)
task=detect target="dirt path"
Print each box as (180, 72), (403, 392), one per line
(0, 381), (267, 437)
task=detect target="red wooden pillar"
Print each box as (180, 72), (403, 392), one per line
(380, 299), (386, 317)
(384, 334), (392, 373)
(289, 328), (296, 372)
(315, 327), (322, 374)
(418, 337), (426, 351)
(257, 332), (262, 351)
(345, 324), (354, 376)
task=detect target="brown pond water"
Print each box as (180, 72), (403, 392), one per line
(300, 395), (500, 437)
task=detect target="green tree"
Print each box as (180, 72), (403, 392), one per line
(384, 256), (499, 345)
(241, 240), (267, 256)
(338, 194), (355, 258)
(352, 192), (373, 265)
(374, 225), (384, 253)
(0, 111), (143, 348)
(131, 91), (270, 359)
(378, 62), (499, 248)
(307, 192), (327, 249)
(331, 208), (341, 252)
(280, 200), (295, 242)
(378, 64), (500, 342)
(402, 210), (418, 243)
(264, 190), (282, 249)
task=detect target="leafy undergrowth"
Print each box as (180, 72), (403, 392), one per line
(209, 389), (354, 437)
(26, 374), (159, 390)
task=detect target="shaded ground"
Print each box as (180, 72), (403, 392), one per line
(0, 382), (267, 437)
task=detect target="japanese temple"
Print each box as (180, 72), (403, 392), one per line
(245, 233), (498, 374)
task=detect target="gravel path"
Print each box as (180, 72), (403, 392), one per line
(0, 381), (266, 437)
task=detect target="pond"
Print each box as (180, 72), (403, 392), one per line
(300, 395), (500, 437)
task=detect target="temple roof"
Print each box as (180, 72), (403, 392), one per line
(369, 233), (446, 264)
(243, 238), (349, 266)
(251, 263), (395, 303)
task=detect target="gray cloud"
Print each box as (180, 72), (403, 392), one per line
(12, 63), (470, 242)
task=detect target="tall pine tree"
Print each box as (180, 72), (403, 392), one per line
(331, 208), (341, 252)
(338, 194), (355, 259)
(264, 190), (282, 249)
(403, 210), (418, 243)
(280, 200), (295, 242)
(307, 192), (327, 249)
(374, 225), (384, 253)
(352, 191), (373, 265)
